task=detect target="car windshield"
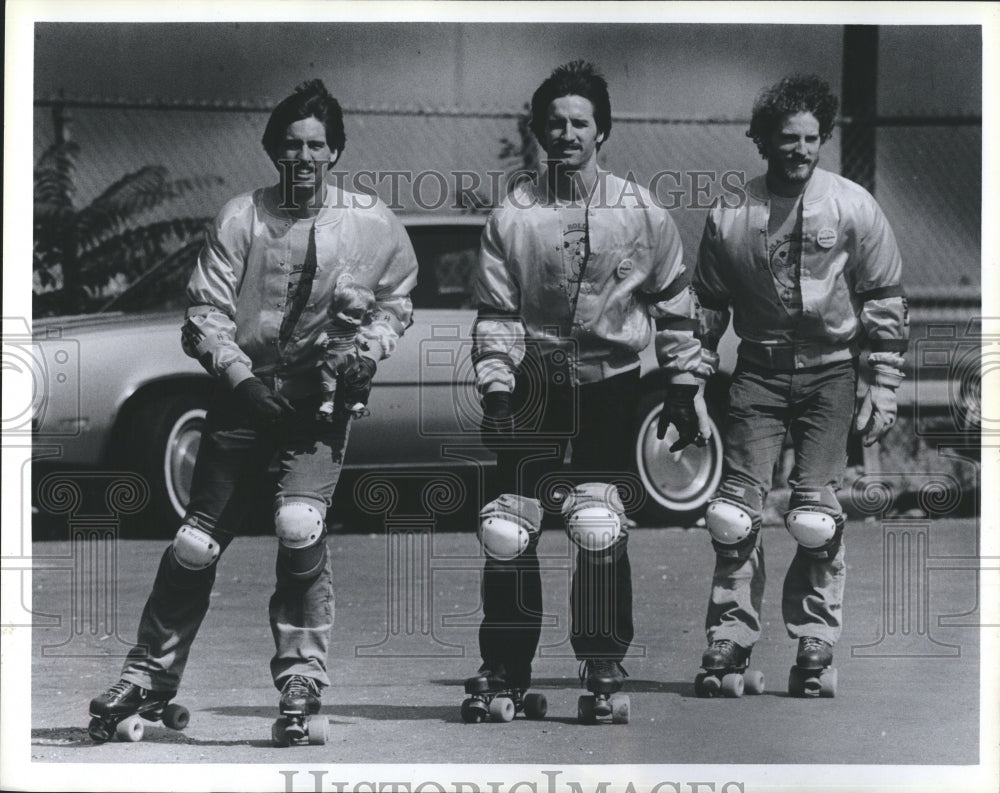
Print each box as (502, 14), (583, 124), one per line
(98, 220), (484, 315)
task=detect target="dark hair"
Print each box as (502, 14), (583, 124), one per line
(746, 74), (839, 158)
(529, 60), (612, 148)
(261, 79), (346, 162)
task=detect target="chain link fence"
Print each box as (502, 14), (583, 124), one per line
(34, 97), (981, 306)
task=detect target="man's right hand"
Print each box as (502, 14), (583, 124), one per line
(233, 377), (295, 426)
(480, 390), (514, 452)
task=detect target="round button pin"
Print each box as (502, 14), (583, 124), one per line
(616, 258), (634, 279)
(817, 227), (837, 248)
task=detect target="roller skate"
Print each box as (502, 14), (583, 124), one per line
(577, 659), (630, 724)
(788, 637), (837, 698)
(694, 639), (765, 698)
(88, 679), (190, 744)
(271, 675), (328, 745)
(460, 663), (547, 723)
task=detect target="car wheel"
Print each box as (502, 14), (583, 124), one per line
(121, 393), (206, 535)
(632, 389), (723, 526)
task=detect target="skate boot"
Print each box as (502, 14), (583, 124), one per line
(788, 637), (837, 697)
(577, 659), (630, 724)
(272, 675), (328, 746)
(88, 679), (189, 744)
(460, 662), (547, 724)
(695, 639), (764, 698)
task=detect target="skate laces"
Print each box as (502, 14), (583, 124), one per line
(800, 636), (828, 652)
(105, 679), (135, 699)
(284, 674), (318, 697)
(710, 639), (736, 652)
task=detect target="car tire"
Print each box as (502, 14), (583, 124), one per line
(631, 389), (723, 527)
(120, 393), (206, 535)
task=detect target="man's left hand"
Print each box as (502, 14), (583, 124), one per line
(855, 382), (899, 446)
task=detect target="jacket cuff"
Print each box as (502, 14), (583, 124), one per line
(223, 362), (255, 390)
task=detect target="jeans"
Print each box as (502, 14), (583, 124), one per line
(478, 357), (636, 684)
(706, 359), (856, 648)
(122, 384), (350, 693)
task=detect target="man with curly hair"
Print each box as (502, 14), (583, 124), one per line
(462, 60), (712, 723)
(691, 74), (908, 696)
(87, 79), (418, 744)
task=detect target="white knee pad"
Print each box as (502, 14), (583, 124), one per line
(785, 509), (836, 549)
(785, 488), (844, 558)
(275, 501), (326, 549)
(479, 494), (541, 561)
(705, 500), (755, 546)
(172, 523), (222, 571)
(561, 483), (624, 553)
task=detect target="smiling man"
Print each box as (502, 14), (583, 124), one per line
(461, 60), (712, 723)
(87, 79), (417, 745)
(691, 75), (909, 696)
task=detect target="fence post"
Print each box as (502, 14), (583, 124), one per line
(841, 25), (878, 194)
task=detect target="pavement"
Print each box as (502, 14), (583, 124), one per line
(17, 515), (998, 792)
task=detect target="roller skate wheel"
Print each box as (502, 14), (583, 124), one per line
(696, 672), (721, 697)
(87, 717), (112, 744)
(522, 692), (548, 720)
(788, 666), (808, 697)
(610, 693), (630, 724)
(488, 696), (515, 723)
(161, 703), (190, 731)
(819, 667), (837, 698)
(743, 670), (765, 695)
(307, 717), (329, 745)
(721, 672), (745, 698)
(272, 718), (291, 747)
(115, 715), (144, 742)
(461, 698), (489, 724)
(577, 694), (597, 725)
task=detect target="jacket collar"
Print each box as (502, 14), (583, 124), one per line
(746, 167), (833, 206)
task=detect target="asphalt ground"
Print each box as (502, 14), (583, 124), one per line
(19, 515), (998, 792)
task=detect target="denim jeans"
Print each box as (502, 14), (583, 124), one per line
(706, 359), (856, 648)
(122, 384), (350, 692)
(478, 360), (636, 684)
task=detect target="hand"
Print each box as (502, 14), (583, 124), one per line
(480, 390), (514, 452)
(656, 384), (709, 452)
(855, 383), (899, 446)
(339, 356), (377, 411)
(233, 377), (295, 426)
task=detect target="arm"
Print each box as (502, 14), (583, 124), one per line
(181, 206), (255, 389)
(354, 213), (419, 363)
(471, 212), (526, 396)
(691, 210), (733, 361)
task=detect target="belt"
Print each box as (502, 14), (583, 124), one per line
(737, 339), (856, 371)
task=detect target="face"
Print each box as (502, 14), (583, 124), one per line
(272, 116), (336, 195)
(766, 111), (822, 190)
(543, 94), (605, 171)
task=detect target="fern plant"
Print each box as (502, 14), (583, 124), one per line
(33, 140), (223, 317)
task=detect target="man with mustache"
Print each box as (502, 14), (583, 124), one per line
(463, 60), (712, 723)
(691, 74), (908, 696)
(88, 79), (418, 744)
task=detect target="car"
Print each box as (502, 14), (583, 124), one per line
(30, 214), (734, 536)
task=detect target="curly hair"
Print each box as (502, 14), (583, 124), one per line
(261, 79), (346, 162)
(746, 74), (839, 158)
(529, 60), (612, 148)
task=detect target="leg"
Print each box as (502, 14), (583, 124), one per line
(782, 361), (856, 644)
(705, 362), (790, 648)
(268, 400), (351, 690)
(120, 388), (267, 691)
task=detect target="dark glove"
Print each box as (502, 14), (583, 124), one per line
(234, 377), (295, 426)
(656, 384), (704, 452)
(339, 356), (377, 411)
(480, 390), (514, 452)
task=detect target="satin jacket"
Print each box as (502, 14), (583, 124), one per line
(693, 168), (908, 370)
(473, 170), (703, 392)
(182, 185), (418, 398)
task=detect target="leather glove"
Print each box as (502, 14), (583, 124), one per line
(855, 364), (903, 446)
(480, 390), (515, 452)
(233, 377), (295, 426)
(656, 383), (708, 452)
(339, 356), (377, 413)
